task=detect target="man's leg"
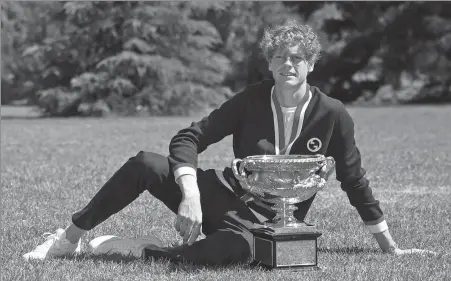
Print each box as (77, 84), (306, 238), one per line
(70, 151), (255, 236)
(72, 151), (252, 235)
(25, 150), (261, 261)
(24, 151), (180, 260)
(83, 162), (272, 266)
(70, 151), (180, 232)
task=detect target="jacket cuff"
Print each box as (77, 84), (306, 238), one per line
(174, 166), (197, 183)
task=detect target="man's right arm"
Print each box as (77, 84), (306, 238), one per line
(168, 87), (250, 183)
(168, 86), (252, 244)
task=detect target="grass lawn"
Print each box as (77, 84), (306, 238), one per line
(1, 106), (450, 280)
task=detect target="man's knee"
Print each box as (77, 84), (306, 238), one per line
(131, 151), (171, 181)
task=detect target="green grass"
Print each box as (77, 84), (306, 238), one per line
(1, 106), (451, 281)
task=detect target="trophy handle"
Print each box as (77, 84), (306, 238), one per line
(231, 158), (247, 181)
(316, 156), (335, 180)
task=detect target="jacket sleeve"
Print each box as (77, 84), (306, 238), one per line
(168, 88), (249, 181)
(330, 103), (387, 233)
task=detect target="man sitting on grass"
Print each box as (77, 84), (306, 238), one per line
(24, 19), (435, 265)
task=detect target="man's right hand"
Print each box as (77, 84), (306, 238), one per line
(174, 175), (203, 246)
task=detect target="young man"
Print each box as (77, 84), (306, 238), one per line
(24, 19), (434, 265)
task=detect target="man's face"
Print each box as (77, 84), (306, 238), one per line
(268, 44), (314, 86)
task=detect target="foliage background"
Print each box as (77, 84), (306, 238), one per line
(2, 1), (451, 117)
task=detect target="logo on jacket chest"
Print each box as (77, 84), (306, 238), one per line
(306, 137), (322, 152)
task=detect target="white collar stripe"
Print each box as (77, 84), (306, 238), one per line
(285, 90), (312, 155)
(271, 92), (286, 153)
(270, 85), (312, 155)
(270, 88), (280, 155)
(287, 87), (310, 143)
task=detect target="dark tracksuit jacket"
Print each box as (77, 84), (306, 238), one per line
(167, 80), (387, 234)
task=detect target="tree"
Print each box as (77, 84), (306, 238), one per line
(1, 1), (60, 104)
(303, 1), (451, 104)
(6, 1), (234, 116)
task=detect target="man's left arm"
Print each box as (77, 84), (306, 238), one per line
(329, 103), (436, 255)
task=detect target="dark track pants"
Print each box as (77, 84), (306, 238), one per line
(72, 151), (315, 266)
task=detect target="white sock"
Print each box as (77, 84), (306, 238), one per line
(64, 224), (87, 244)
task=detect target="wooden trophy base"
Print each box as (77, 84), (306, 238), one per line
(251, 225), (322, 270)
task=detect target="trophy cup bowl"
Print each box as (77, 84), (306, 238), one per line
(231, 154), (335, 269)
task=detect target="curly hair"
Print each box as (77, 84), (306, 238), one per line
(259, 19), (321, 65)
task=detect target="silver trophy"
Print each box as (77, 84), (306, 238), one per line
(232, 154), (335, 270)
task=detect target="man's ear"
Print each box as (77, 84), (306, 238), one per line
(308, 63), (315, 73)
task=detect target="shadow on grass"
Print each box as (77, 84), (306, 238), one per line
(67, 252), (143, 264)
(54, 248), (383, 272)
(60, 252), (256, 273)
(57, 247), (382, 273)
(318, 246), (380, 254)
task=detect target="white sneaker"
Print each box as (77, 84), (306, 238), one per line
(23, 228), (81, 261)
(88, 235), (164, 258)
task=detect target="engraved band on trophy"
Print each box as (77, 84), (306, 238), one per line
(232, 154), (335, 270)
